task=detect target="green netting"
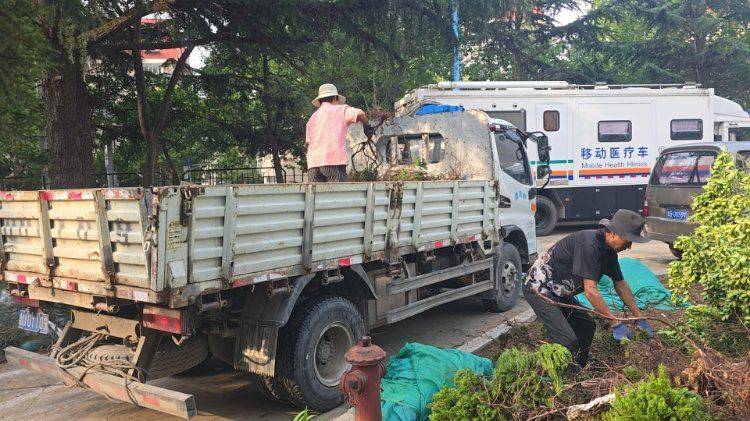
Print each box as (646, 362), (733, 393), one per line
(381, 343), (493, 421)
(575, 257), (689, 312)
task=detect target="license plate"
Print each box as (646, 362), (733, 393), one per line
(666, 208), (688, 220)
(18, 308), (50, 334)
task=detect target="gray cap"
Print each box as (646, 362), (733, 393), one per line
(599, 209), (650, 243)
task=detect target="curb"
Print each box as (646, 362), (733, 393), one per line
(322, 307), (538, 420)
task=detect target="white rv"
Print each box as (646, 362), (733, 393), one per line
(395, 81), (750, 234)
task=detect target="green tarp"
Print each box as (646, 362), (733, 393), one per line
(575, 257), (686, 312)
(381, 343), (493, 421)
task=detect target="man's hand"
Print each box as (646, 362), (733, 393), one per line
(612, 322), (633, 341)
(363, 123), (375, 139)
(635, 319), (654, 337)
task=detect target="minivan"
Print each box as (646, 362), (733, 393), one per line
(644, 142), (750, 257)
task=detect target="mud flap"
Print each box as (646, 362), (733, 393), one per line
(234, 322), (278, 376)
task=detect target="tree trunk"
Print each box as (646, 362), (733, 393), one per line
(512, 48), (523, 81)
(271, 147), (284, 183)
(142, 134), (158, 186)
(41, 56), (94, 189)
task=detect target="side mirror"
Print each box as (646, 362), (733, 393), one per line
(537, 164), (551, 179)
(531, 132), (551, 163)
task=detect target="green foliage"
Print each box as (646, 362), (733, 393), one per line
(668, 153), (750, 323)
(603, 366), (710, 421)
(622, 365), (644, 382)
(428, 344), (571, 420)
(658, 305), (750, 357)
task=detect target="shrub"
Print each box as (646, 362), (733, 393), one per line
(658, 305), (750, 357)
(428, 344), (571, 420)
(668, 152), (750, 323)
(603, 366), (710, 421)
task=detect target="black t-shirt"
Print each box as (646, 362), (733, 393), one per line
(547, 229), (624, 297)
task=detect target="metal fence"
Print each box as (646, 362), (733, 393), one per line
(1, 166), (307, 190)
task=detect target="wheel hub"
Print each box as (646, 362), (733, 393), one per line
(500, 261), (518, 297)
(313, 322), (355, 387)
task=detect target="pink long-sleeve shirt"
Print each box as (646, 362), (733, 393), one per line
(305, 102), (362, 169)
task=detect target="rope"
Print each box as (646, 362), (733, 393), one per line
(53, 333), (150, 404)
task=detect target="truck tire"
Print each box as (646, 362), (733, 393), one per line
(208, 335), (235, 366)
(535, 196), (558, 236)
(483, 243), (522, 313)
(276, 296), (365, 412)
(252, 374), (292, 404)
(85, 334), (210, 380)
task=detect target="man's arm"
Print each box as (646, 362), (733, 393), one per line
(613, 280), (644, 318)
(356, 110), (369, 126)
(583, 279), (618, 326)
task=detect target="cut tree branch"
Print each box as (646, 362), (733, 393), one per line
(79, 0), (176, 45)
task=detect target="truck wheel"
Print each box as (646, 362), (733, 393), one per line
(208, 335), (235, 366)
(483, 243), (522, 313)
(535, 196), (558, 236)
(252, 374), (292, 404)
(85, 334), (210, 380)
(277, 296), (365, 412)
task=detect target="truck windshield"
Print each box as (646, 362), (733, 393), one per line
(650, 151), (717, 186)
(494, 131), (532, 185)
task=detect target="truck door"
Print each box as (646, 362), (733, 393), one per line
(492, 129), (537, 254)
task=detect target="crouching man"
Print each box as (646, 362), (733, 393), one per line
(523, 209), (655, 368)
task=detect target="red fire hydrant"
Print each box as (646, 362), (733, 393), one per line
(340, 336), (387, 421)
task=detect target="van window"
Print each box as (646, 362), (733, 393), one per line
(729, 127), (750, 142)
(486, 110), (526, 130)
(671, 119), (703, 140)
(598, 120), (632, 142)
(543, 110), (560, 131)
(651, 151), (717, 186)
(737, 151), (750, 170)
(494, 131), (532, 185)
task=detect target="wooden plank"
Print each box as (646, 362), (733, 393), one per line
(5, 347), (196, 419)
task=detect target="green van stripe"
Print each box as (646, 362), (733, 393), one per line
(530, 159), (573, 165)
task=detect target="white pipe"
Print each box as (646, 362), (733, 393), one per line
(435, 81), (570, 90)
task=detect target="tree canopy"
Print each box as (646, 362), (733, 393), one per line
(2, 0), (749, 188)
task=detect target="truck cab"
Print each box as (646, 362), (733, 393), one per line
(348, 109), (550, 269)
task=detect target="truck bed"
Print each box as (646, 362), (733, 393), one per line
(0, 180), (498, 308)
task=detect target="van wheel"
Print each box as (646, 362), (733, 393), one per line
(483, 243), (522, 313)
(535, 196), (558, 236)
(276, 296), (365, 412)
(668, 243), (683, 260)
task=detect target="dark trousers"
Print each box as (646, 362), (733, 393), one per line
(523, 284), (596, 368)
(308, 165), (347, 182)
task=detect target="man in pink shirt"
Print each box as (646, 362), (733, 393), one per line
(306, 84), (372, 182)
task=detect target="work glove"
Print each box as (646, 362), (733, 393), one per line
(612, 322), (633, 341)
(363, 123), (375, 139)
(636, 319), (654, 337)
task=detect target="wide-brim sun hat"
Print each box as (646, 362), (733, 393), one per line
(599, 209), (650, 243)
(312, 83), (346, 107)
